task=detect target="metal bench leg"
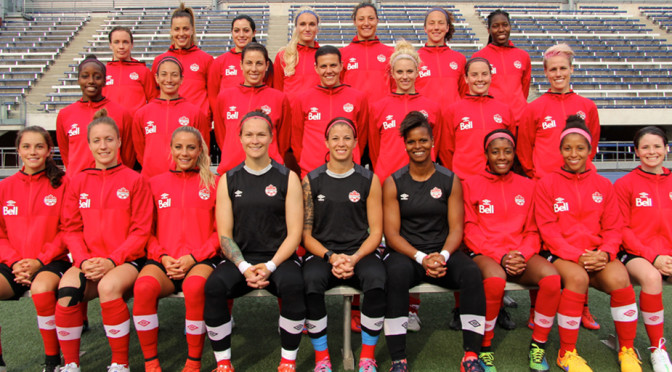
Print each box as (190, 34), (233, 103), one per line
(342, 295), (355, 370)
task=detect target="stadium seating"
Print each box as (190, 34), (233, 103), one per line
(640, 6), (672, 33)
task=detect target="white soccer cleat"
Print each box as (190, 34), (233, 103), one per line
(407, 312), (421, 332)
(107, 363), (130, 372)
(650, 339), (672, 372)
(59, 363), (80, 372)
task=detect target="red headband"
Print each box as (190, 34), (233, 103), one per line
(560, 128), (592, 144)
(325, 119), (357, 139)
(485, 132), (515, 150)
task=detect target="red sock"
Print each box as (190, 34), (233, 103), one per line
(227, 298), (234, 314)
(482, 277), (506, 348)
(81, 301), (88, 322)
(315, 349), (329, 363)
(101, 298), (131, 365)
(531, 275), (561, 343)
(132, 276), (161, 360)
(32, 292), (60, 356)
(454, 292), (461, 309)
(529, 289), (538, 312)
(611, 286), (638, 349)
(56, 302), (84, 365)
(184, 275), (207, 361)
(361, 344), (375, 360)
(557, 289), (585, 355)
(280, 358), (296, 366)
(640, 291), (665, 349)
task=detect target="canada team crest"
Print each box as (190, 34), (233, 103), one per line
(514, 195), (525, 206)
(199, 188), (210, 200)
(592, 192), (603, 203)
(129, 72), (139, 80)
(190, 63), (199, 72)
(343, 103), (354, 113)
(178, 116), (189, 126)
(349, 190), (360, 203)
(44, 194), (57, 206)
(265, 184), (277, 197)
(117, 187), (130, 200)
(430, 187), (442, 199)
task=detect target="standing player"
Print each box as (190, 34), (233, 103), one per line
(274, 6), (320, 99)
(133, 127), (219, 372)
(56, 56), (134, 175)
(104, 26), (157, 114)
(383, 111), (486, 372)
(0, 127), (69, 372)
(463, 129), (561, 372)
(56, 110), (153, 372)
(440, 57), (513, 180)
(291, 46), (368, 177)
(132, 56), (210, 178)
(204, 110), (305, 372)
(302, 118), (385, 372)
(152, 4), (213, 118)
(213, 43), (290, 174)
(615, 126), (672, 372)
(340, 2), (394, 104)
(534, 116), (640, 372)
(472, 9), (530, 129)
(416, 7), (467, 106)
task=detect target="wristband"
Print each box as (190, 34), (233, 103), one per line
(414, 251), (427, 265)
(265, 260), (277, 273)
(237, 261), (252, 274)
(440, 250), (450, 262)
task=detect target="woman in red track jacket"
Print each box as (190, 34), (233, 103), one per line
(534, 116), (640, 371)
(472, 10), (530, 127)
(103, 26), (157, 114)
(213, 43), (290, 175)
(152, 4), (213, 118)
(369, 39), (442, 183)
(56, 56), (134, 175)
(440, 57), (513, 180)
(615, 126), (672, 370)
(291, 46), (368, 177)
(55, 110), (152, 372)
(133, 56), (210, 179)
(0, 127), (69, 372)
(462, 129), (560, 372)
(416, 7), (467, 106)
(273, 6), (320, 99)
(133, 126), (219, 372)
(340, 2), (394, 105)
(517, 43), (600, 180)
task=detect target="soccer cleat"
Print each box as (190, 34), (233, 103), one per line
(618, 347), (642, 372)
(278, 362), (296, 372)
(529, 343), (550, 372)
(581, 306), (600, 330)
(359, 358), (377, 372)
(462, 356), (485, 372)
(497, 307), (516, 330)
(107, 363), (130, 372)
(181, 359), (201, 372)
(144, 359), (161, 372)
(389, 359), (408, 372)
(650, 338), (672, 372)
(556, 349), (592, 372)
(59, 363), (80, 372)
(449, 307), (461, 330)
(478, 351), (497, 372)
(212, 364), (234, 372)
(315, 357), (332, 372)
(351, 310), (362, 333)
(407, 312), (421, 332)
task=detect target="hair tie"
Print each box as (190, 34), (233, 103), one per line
(325, 119), (357, 139)
(485, 132), (515, 150)
(560, 128), (592, 144)
(295, 9), (319, 25)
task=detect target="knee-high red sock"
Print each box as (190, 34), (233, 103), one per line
(557, 289), (585, 355)
(184, 276), (207, 362)
(640, 291), (665, 349)
(611, 286), (638, 349)
(32, 292), (60, 356)
(482, 277), (506, 347)
(55, 302), (84, 365)
(531, 275), (560, 343)
(132, 276), (161, 360)
(454, 292), (461, 308)
(101, 298), (131, 366)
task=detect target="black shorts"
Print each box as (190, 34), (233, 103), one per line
(0, 260), (71, 300)
(145, 257), (222, 294)
(539, 249), (558, 263)
(126, 258), (147, 272)
(618, 251), (670, 281)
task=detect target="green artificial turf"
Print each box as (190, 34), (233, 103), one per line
(1, 286), (670, 371)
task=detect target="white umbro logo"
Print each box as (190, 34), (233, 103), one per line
(400, 193), (409, 201)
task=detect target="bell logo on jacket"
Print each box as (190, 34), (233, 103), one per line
(68, 124), (80, 137)
(554, 197), (569, 213)
(542, 116), (556, 130)
(383, 115), (396, 130)
(3, 200), (17, 216)
(348, 190), (360, 203)
(145, 121), (157, 135)
(514, 60), (522, 69)
(225, 65), (237, 76)
(190, 63), (199, 72)
(198, 188), (210, 200)
(592, 191), (603, 204)
(515, 194), (525, 206)
(158, 193), (171, 209)
(117, 187), (130, 200)
(343, 103), (354, 113)
(178, 116), (189, 126)
(347, 58), (358, 70)
(226, 106), (239, 120)
(636, 192), (652, 207)
(419, 66), (431, 78)
(44, 195), (57, 207)
(308, 107), (321, 121)
(79, 193), (90, 209)
(459, 117), (473, 131)
(479, 199), (495, 214)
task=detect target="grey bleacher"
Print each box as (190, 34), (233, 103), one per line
(475, 5), (672, 109)
(42, 5), (269, 111)
(288, 4), (481, 54)
(0, 15), (88, 112)
(639, 6), (672, 34)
